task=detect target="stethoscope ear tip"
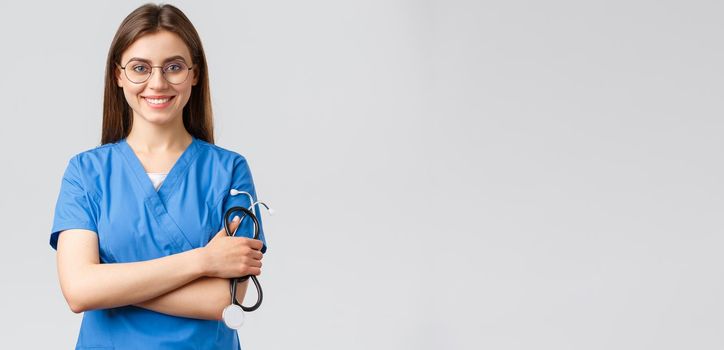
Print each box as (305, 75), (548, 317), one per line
(267, 208), (275, 216)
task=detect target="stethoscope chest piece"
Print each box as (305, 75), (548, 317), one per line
(222, 304), (245, 330)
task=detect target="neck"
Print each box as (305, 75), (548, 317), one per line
(126, 113), (193, 153)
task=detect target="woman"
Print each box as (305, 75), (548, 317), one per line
(50, 4), (267, 349)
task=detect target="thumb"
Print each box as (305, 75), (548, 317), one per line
(214, 216), (240, 238)
(226, 215), (242, 236)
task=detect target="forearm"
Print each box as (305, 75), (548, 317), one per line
(67, 248), (207, 312)
(135, 278), (250, 320)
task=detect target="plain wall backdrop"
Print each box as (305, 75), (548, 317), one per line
(0, 0), (722, 349)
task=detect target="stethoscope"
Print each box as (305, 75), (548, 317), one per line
(221, 189), (273, 330)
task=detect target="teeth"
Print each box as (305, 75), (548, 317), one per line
(145, 97), (170, 104)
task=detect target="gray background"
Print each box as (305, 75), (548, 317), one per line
(0, 0), (721, 349)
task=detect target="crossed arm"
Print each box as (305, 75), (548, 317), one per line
(56, 229), (251, 320)
(136, 276), (249, 320)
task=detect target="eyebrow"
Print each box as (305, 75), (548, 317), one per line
(125, 55), (189, 64)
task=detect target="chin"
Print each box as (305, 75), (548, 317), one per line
(137, 111), (179, 126)
(149, 116), (178, 125)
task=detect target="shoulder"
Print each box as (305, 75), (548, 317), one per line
(64, 142), (119, 177)
(71, 141), (119, 165)
(194, 140), (256, 186)
(194, 139), (249, 167)
(59, 142), (120, 197)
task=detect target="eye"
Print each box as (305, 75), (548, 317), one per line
(131, 64), (150, 73)
(164, 62), (184, 72)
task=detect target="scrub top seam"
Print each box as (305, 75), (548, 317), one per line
(159, 137), (199, 203)
(145, 196), (190, 252)
(116, 140), (158, 199)
(72, 154), (102, 203)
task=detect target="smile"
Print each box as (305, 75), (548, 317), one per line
(144, 96), (174, 104)
(142, 96), (175, 108)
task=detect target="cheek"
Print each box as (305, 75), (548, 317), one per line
(176, 86), (194, 104)
(122, 86), (144, 102)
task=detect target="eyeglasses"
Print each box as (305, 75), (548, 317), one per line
(118, 59), (194, 85)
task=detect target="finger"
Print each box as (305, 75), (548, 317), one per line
(245, 258), (262, 268)
(251, 250), (264, 260)
(241, 244), (263, 258)
(247, 239), (264, 251)
(242, 266), (261, 276)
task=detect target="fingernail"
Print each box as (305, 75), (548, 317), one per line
(232, 216), (240, 223)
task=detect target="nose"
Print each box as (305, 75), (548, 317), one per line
(147, 67), (169, 90)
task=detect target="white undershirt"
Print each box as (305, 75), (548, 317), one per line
(147, 172), (168, 191)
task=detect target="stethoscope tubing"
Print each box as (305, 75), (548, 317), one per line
(223, 206), (263, 312)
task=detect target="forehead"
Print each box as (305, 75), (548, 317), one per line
(120, 30), (192, 63)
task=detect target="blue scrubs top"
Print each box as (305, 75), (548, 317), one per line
(50, 137), (267, 350)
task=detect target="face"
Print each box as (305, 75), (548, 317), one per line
(116, 30), (198, 126)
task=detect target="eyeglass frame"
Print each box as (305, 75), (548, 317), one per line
(117, 59), (195, 85)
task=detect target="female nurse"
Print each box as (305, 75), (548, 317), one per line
(49, 4), (268, 349)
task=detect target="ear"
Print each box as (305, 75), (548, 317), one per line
(115, 65), (123, 88)
(191, 67), (199, 86)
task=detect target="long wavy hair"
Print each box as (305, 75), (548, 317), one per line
(101, 3), (214, 145)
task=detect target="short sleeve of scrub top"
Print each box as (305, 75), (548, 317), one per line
(50, 154), (99, 248)
(49, 137), (267, 349)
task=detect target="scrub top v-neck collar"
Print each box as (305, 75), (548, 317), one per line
(118, 137), (199, 203)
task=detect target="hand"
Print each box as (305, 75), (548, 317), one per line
(201, 216), (264, 279)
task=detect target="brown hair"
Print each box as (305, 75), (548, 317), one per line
(102, 3), (214, 144)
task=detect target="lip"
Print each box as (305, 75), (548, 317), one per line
(142, 95), (175, 109)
